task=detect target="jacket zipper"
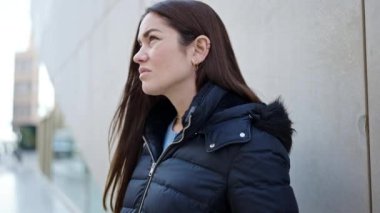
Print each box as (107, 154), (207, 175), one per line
(137, 115), (193, 213)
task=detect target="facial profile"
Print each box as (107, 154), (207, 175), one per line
(133, 12), (197, 97)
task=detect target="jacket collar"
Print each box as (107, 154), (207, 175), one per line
(143, 82), (228, 158)
(180, 82), (228, 135)
(144, 82), (294, 158)
(183, 82), (294, 153)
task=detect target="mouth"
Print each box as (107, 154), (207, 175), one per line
(139, 68), (152, 75)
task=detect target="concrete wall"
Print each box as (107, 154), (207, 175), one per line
(30, 0), (378, 212)
(30, 0), (145, 185)
(203, 1), (371, 212)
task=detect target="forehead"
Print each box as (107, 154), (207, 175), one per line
(138, 13), (169, 36)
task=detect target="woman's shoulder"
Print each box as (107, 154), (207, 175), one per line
(205, 94), (294, 155)
(248, 98), (294, 153)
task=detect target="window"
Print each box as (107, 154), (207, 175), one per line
(15, 82), (32, 96)
(14, 105), (31, 117)
(16, 58), (32, 73)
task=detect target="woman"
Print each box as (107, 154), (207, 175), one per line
(103, 1), (298, 212)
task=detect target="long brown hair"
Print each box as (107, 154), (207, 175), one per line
(103, 1), (261, 212)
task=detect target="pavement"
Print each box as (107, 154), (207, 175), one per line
(0, 150), (103, 213)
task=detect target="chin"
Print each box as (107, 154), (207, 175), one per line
(141, 84), (164, 96)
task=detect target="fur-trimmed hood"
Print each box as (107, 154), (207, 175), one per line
(247, 99), (294, 152)
(203, 89), (294, 153)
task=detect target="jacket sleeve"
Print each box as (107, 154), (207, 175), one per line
(227, 132), (298, 213)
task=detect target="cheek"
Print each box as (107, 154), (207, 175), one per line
(140, 43), (194, 95)
(152, 41), (187, 63)
(152, 46), (175, 65)
(156, 48), (189, 73)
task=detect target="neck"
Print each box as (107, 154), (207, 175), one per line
(164, 81), (197, 130)
(168, 89), (197, 119)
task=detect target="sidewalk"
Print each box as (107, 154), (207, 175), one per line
(0, 151), (84, 213)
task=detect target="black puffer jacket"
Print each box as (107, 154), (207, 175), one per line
(122, 82), (298, 213)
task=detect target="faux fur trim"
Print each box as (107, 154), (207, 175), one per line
(249, 98), (295, 153)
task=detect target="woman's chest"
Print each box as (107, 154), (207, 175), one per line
(125, 142), (237, 212)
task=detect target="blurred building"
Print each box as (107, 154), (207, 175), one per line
(12, 45), (39, 149)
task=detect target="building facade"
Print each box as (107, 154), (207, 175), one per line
(13, 46), (39, 149)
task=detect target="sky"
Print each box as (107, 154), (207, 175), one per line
(0, 0), (31, 141)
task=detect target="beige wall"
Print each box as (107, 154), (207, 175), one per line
(30, 0), (378, 212)
(203, 1), (371, 212)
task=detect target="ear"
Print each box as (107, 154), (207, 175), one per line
(191, 35), (211, 66)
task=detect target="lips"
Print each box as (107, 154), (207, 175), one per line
(139, 67), (151, 75)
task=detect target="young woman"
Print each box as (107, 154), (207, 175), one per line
(103, 1), (298, 212)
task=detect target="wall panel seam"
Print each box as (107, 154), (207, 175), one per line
(361, 0), (372, 212)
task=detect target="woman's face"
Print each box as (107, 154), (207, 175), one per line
(133, 13), (196, 96)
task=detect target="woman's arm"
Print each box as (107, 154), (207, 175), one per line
(227, 132), (298, 213)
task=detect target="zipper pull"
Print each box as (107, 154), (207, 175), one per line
(149, 162), (156, 177)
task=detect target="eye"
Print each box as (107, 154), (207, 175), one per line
(148, 35), (159, 45)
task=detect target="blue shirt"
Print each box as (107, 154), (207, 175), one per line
(163, 119), (177, 151)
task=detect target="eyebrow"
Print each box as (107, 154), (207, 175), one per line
(137, 28), (162, 43)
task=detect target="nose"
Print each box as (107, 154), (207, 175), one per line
(133, 48), (148, 64)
